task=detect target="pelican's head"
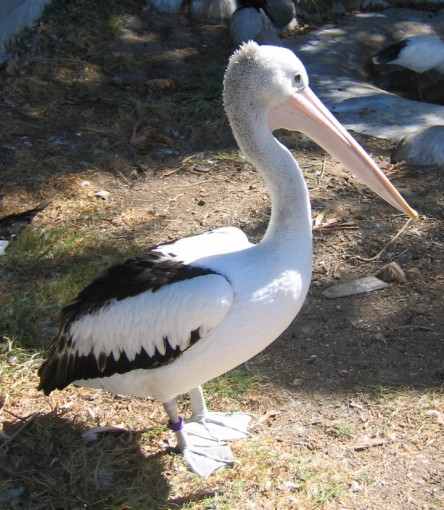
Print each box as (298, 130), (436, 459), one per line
(224, 42), (418, 220)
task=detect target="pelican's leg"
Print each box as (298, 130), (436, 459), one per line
(163, 397), (234, 477)
(184, 386), (252, 442)
(163, 399), (187, 451)
(189, 385), (208, 420)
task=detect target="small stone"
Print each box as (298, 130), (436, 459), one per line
(350, 480), (362, 493)
(392, 126), (444, 167)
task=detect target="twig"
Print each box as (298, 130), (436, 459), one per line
(396, 325), (436, 332)
(113, 167), (133, 187)
(356, 217), (413, 262)
(309, 157), (327, 190)
(0, 412), (39, 449)
(161, 167), (183, 177)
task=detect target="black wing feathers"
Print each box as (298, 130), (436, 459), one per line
(38, 250), (215, 395)
(373, 39), (409, 65)
(38, 327), (202, 396)
(61, 252), (214, 325)
(0, 203), (48, 240)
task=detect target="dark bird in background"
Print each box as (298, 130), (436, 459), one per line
(0, 204), (47, 241)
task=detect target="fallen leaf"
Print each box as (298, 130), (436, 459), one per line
(95, 190), (110, 200)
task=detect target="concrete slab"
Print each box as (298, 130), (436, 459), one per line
(0, 0), (51, 63)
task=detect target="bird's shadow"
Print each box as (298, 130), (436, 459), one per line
(0, 412), (214, 509)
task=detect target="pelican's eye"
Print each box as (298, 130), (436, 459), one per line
(293, 73), (302, 87)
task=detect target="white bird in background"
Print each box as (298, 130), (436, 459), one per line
(372, 34), (444, 74)
(38, 42), (417, 477)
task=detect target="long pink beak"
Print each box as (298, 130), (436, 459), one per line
(269, 87), (418, 219)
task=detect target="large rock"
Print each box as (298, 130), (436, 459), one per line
(0, 0), (51, 62)
(190, 0), (236, 24)
(392, 126), (444, 166)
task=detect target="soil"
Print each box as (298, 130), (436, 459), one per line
(0, 4), (443, 509)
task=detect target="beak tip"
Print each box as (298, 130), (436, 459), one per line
(410, 209), (419, 221)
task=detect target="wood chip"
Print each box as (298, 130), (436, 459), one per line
(322, 276), (389, 299)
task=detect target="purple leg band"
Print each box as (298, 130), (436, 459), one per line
(168, 417), (184, 432)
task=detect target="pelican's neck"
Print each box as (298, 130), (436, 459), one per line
(232, 115), (312, 249)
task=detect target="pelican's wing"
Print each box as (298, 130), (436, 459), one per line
(37, 252), (233, 395)
(156, 226), (252, 263)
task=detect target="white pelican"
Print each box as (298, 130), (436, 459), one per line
(372, 34), (444, 74)
(38, 42), (417, 477)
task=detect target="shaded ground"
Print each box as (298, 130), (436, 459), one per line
(0, 2), (443, 509)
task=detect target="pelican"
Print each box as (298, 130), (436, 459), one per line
(372, 34), (444, 74)
(38, 43), (417, 477)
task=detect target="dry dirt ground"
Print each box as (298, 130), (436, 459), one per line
(0, 2), (443, 509)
